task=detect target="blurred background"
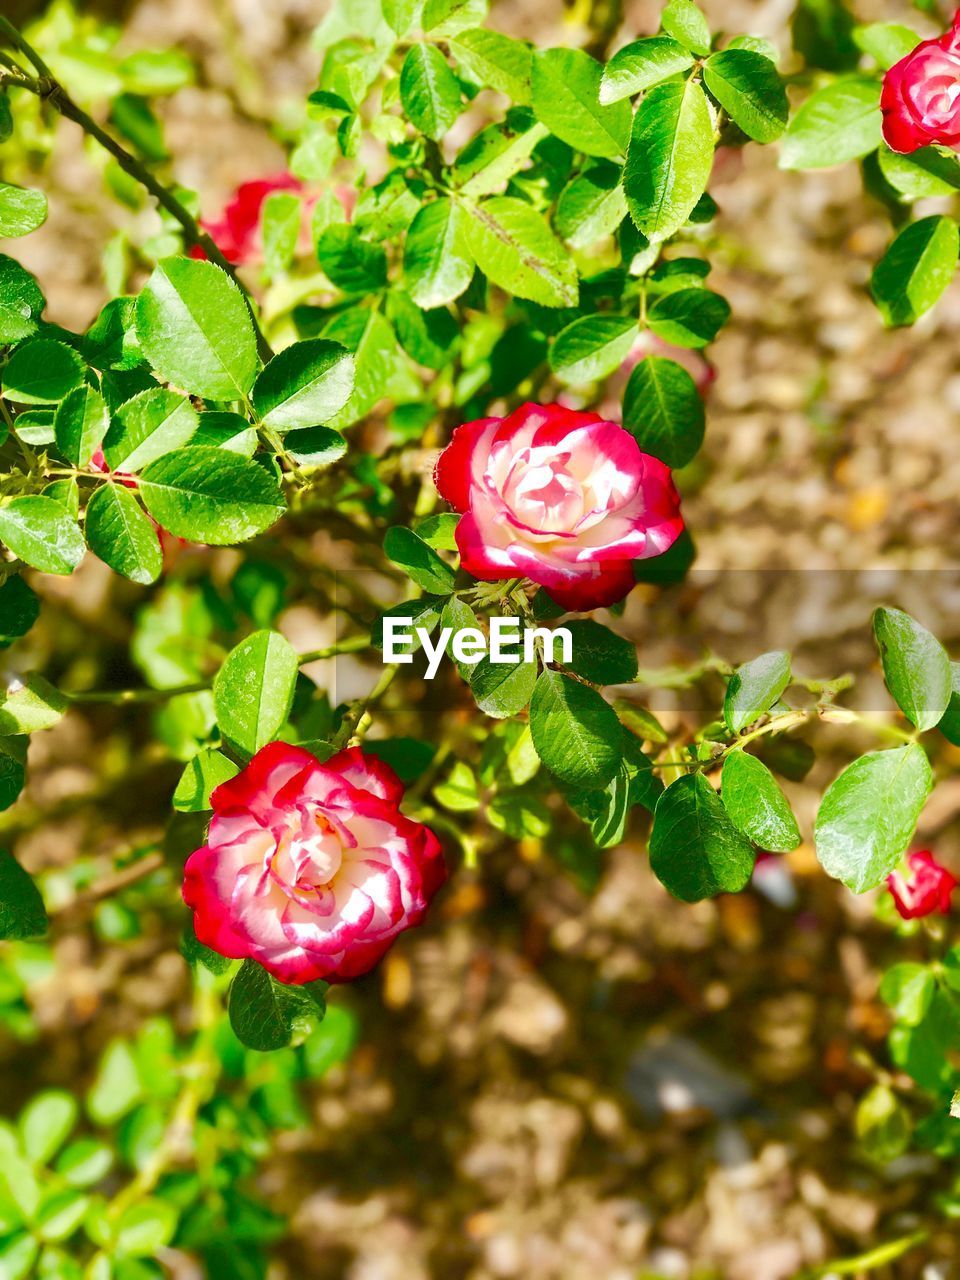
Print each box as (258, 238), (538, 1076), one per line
(5, 0), (960, 1277)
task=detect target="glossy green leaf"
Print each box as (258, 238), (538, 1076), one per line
(214, 629), (300, 756)
(228, 958), (327, 1051)
(878, 145), (960, 199)
(562, 619), (638, 684)
(723, 650), (791, 732)
(531, 48), (631, 159)
(555, 164), (628, 247)
(873, 606), (951, 730)
(449, 28), (532, 102)
(721, 748), (801, 852)
(0, 674), (68, 735)
(285, 425), (348, 468)
(0, 497), (86, 575)
(624, 79), (714, 241)
(261, 190), (301, 277)
(0, 849), (47, 941)
(19, 1092), (77, 1165)
(648, 287), (730, 348)
(853, 22), (921, 69)
(814, 744), (933, 892)
(173, 749), (241, 812)
(136, 256), (259, 399)
(84, 483), (162, 585)
(139, 447), (285, 544)
(400, 44), (463, 140)
(870, 216), (959, 328)
(102, 387), (197, 473)
(53, 386), (109, 469)
(464, 196), (578, 307)
(404, 198), (475, 308)
(529, 670), (620, 788)
(383, 526), (456, 593)
(470, 653), (538, 718)
(660, 0), (711, 55)
(2, 340), (85, 405)
(0, 256), (45, 345)
(566, 730), (661, 846)
(0, 740), (27, 813)
(702, 49), (788, 142)
(779, 78), (882, 170)
(622, 354), (705, 468)
(649, 772), (755, 902)
(0, 184), (47, 237)
(0, 576), (39, 644)
(253, 339), (354, 430)
(880, 962), (935, 1026)
(550, 314), (636, 384)
(600, 35), (695, 105)
(422, 0), (487, 37)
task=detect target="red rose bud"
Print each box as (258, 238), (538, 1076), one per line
(882, 11), (960, 154)
(434, 402), (683, 613)
(182, 742), (445, 984)
(886, 850), (957, 920)
(191, 172), (305, 266)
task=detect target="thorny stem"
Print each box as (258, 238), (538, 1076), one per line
(331, 663), (400, 750)
(0, 17), (274, 363)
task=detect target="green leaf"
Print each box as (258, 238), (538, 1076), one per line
(84, 483), (162, 586)
(880, 962), (935, 1026)
(873, 605), (951, 730)
(702, 49), (788, 142)
(214, 629), (300, 756)
(0, 184), (47, 237)
(622, 354), (705, 468)
(723, 650), (791, 732)
(550, 314), (636, 384)
(814, 744), (933, 892)
(316, 224), (388, 292)
(853, 22), (921, 70)
(54, 1139), (114, 1187)
(531, 48), (631, 159)
(647, 287), (730, 348)
(136, 256), (259, 399)
(455, 118), (550, 199)
(228, 958), (327, 1051)
(721, 748), (801, 852)
(599, 35), (695, 105)
(0, 674), (68, 735)
(19, 1092), (77, 1165)
(779, 78), (882, 170)
(870, 216), (959, 328)
(0, 576), (39, 644)
(139, 447), (285, 544)
(566, 730), (662, 846)
(0, 739), (26, 812)
(383, 526), (456, 593)
(387, 290), (459, 369)
(113, 1198), (178, 1257)
(252, 339), (354, 431)
(0, 497), (86, 576)
(102, 387), (198, 472)
(470, 652), (538, 718)
(464, 196), (578, 307)
(624, 78), (714, 241)
(86, 1039), (142, 1125)
(855, 1084), (911, 1165)
(878, 145), (960, 199)
(261, 190), (301, 277)
(529, 670), (620, 788)
(400, 44), (463, 140)
(0, 1235), (37, 1280)
(417, 512), (461, 550)
(53, 386), (109, 469)
(554, 164), (628, 247)
(563, 619), (638, 684)
(649, 772), (755, 902)
(434, 761), (481, 810)
(449, 28), (532, 102)
(613, 698), (668, 743)
(660, 0), (711, 55)
(193, 410), (257, 456)
(421, 0), (487, 38)
(404, 198), (474, 308)
(937, 661), (960, 746)
(0, 849), (47, 940)
(285, 425), (347, 468)
(2, 340), (85, 405)
(0, 256), (45, 345)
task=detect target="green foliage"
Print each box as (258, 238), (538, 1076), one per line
(870, 216), (960, 328)
(649, 772), (755, 902)
(213, 630), (300, 756)
(228, 960), (328, 1051)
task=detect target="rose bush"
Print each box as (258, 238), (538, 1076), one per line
(2, 0), (960, 1273)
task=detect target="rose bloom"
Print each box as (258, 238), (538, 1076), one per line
(886, 850), (957, 920)
(435, 402), (683, 611)
(190, 173), (307, 266)
(183, 742), (445, 983)
(882, 12), (960, 153)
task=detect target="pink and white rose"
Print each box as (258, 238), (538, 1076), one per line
(881, 13), (960, 153)
(183, 742), (445, 984)
(435, 402), (683, 612)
